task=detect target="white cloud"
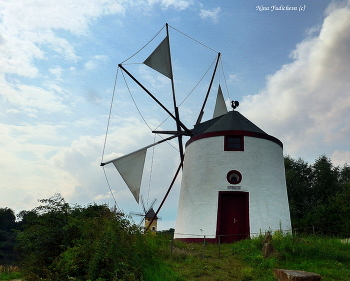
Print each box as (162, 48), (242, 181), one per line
(331, 150), (350, 166)
(49, 66), (63, 78)
(0, 122), (75, 211)
(159, 0), (192, 10)
(0, 0), (126, 35)
(0, 33), (42, 78)
(1, 82), (70, 116)
(84, 61), (98, 71)
(84, 55), (108, 71)
(146, 0), (192, 10)
(0, 1), (125, 119)
(228, 73), (240, 82)
(199, 7), (221, 23)
(241, 1), (350, 162)
(6, 109), (21, 114)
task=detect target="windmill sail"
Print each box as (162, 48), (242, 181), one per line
(143, 36), (173, 79)
(213, 85), (228, 118)
(111, 148), (147, 203)
(101, 135), (178, 204)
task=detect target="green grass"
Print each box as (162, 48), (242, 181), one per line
(160, 240), (254, 280)
(232, 233), (350, 281)
(0, 265), (22, 280)
(159, 233), (350, 281)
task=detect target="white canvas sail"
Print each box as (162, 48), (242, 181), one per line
(143, 36), (173, 79)
(112, 148), (147, 203)
(213, 85), (228, 118)
(101, 136), (178, 204)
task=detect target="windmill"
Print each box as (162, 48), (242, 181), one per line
(100, 22), (219, 228)
(130, 197), (160, 234)
(101, 23), (292, 241)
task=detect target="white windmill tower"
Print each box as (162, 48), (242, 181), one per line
(174, 93), (292, 243)
(101, 24), (291, 241)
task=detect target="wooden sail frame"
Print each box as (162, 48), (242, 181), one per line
(101, 23), (225, 231)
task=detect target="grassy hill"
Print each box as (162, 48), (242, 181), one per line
(159, 233), (350, 281)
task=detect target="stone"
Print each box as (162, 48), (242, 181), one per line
(262, 232), (273, 244)
(274, 269), (321, 281)
(262, 242), (275, 258)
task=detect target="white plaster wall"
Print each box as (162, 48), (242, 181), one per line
(174, 135), (291, 239)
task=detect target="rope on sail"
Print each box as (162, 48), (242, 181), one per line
(146, 134), (156, 207)
(100, 67), (120, 207)
(152, 56), (216, 134)
(168, 24), (219, 54)
(151, 59), (216, 146)
(120, 68), (166, 207)
(120, 66), (179, 152)
(121, 25), (166, 64)
(178, 56), (217, 107)
(219, 59), (232, 102)
(167, 25), (232, 112)
(118, 23), (221, 133)
(102, 166), (119, 208)
(101, 67), (119, 165)
(121, 68), (153, 131)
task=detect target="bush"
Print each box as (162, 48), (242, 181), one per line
(16, 194), (178, 281)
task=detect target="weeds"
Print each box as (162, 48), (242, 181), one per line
(157, 233), (350, 280)
(0, 265), (22, 280)
(164, 240), (249, 281)
(231, 233), (350, 281)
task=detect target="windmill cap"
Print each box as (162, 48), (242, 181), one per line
(193, 111), (266, 135)
(145, 208), (158, 219)
(188, 111), (283, 148)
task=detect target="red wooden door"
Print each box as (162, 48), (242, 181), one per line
(217, 192), (249, 243)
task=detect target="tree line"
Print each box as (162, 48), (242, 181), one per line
(285, 155), (350, 236)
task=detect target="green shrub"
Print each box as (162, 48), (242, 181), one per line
(16, 194), (178, 281)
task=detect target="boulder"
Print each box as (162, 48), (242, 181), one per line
(274, 269), (321, 281)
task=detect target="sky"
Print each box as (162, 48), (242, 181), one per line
(1, 0), (350, 230)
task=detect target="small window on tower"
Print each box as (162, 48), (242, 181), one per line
(227, 170), (242, 184)
(225, 136), (244, 151)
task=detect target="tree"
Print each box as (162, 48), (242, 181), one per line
(284, 155), (313, 229)
(310, 155), (341, 206)
(16, 194), (71, 278)
(0, 208), (18, 264)
(339, 163), (350, 188)
(0, 208), (16, 232)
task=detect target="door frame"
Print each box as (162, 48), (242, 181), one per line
(216, 191), (250, 242)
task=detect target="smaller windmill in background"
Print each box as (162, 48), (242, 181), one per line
(130, 197), (160, 234)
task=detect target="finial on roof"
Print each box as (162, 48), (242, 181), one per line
(231, 100), (239, 110)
